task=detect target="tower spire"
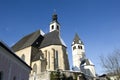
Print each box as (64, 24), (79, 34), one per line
(49, 13), (60, 33)
(72, 33), (85, 71)
(72, 33), (84, 45)
(73, 33), (80, 43)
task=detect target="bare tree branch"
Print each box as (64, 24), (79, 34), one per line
(100, 49), (120, 79)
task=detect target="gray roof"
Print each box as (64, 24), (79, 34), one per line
(40, 30), (66, 48)
(12, 29), (66, 52)
(81, 59), (94, 66)
(12, 30), (44, 52)
(73, 33), (83, 45)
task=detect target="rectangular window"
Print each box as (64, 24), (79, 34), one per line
(0, 72), (3, 80)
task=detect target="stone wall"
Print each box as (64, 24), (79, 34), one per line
(29, 71), (50, 80)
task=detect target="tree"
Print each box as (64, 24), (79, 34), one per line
(100, 49), (120, 79)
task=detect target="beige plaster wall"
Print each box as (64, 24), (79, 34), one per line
(40, 45), (69, 71)
(15, 47), (32, 66)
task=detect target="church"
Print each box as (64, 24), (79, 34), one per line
(12, 13), (96, 80)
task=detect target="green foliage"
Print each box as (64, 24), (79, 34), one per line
(50, 72), (56, 80)
(50, 71), (85, 80)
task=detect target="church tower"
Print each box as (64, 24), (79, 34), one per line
(49, 14), (60, 33)
(72, 33), (85, 71)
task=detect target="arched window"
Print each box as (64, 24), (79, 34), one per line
(52, 25), (54, 29)
(44, 50), (47, 58)
(53, 49), (59, 70)
(78, 46), (82, 49)
(21, 54), (25, 61)
(73, 46), (76, 50)
(55, 51), (58, 69)
(48, 52), (50, 69)
(33, 64), (37, 74)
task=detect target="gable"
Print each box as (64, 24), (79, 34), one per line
(12, 30), (44, 52)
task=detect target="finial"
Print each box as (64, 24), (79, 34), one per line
(52, 9), (58, 21)
(53, 9), (56, 14)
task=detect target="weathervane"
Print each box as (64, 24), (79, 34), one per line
(53, 9), (57, 14)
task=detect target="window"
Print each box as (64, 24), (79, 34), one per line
(57, 25), (59, 30)
(21, 54), (25, 61)
(13, 77), (16, 80)
(0, 72), (3, 80)
(33, 64), (37, 74)
(73, 46), (76, 50)
(44, 50), (47, 58)
(54, 50), (58, 70)
(78, 46), (82, 49)
(48, 52), (50, 69)
(52, 25), (54, 29)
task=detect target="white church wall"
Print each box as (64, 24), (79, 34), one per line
(72, 43), (85, 70)
(0, 42), (31, 80)
(50, 22), (60, 32)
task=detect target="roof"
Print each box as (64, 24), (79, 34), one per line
(0, 41), (31, 70)
(72, 33), (84, 45)
(81, 59), (94, 66)
(40, 30), (66, 48)
(12, 30), (44, 51)
(12, 29), (66, 51)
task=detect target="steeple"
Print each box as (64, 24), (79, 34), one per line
(49, 14), (60, 33)
(72, 33), (85, 71)
(72, 33), (83, 45)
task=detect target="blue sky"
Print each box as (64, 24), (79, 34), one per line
(0, 0), (120, 75)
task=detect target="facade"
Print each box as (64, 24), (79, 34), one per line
(12, 14), (69, 80)
(0, 41), (31, 80)
(72, 34), (96, 79)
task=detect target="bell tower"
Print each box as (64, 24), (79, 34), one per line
(49, 14), (60, 33)
(72, 33), (85, 71)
